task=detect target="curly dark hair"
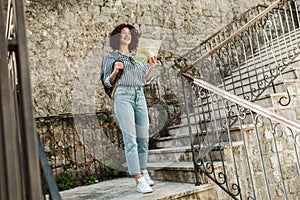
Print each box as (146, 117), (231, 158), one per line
(109, 23), (140, 51)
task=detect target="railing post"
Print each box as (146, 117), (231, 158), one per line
(13, 0), (43, 198)
(37, 135), (61, 200)
(0, 0), (24, 199)
(180, 74), (203, 186)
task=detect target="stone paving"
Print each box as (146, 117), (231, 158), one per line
(59, 177), (212, 200)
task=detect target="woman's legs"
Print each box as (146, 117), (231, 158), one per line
(114, 87), (153, 193)
(114, 87), (150, 183)
(114, 89), (141, 176)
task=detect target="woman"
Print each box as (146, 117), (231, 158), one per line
(102, 23), (156, 194)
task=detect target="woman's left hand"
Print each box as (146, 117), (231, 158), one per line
(147, 55), (157, 68)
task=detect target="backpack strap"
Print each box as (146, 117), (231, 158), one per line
(109, 51), (124, 82)
(110, 51), (122, 63)
(108, 51), (124, 98)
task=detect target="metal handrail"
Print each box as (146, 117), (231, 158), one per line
(180, 4), (268, 59)
(181, 0), (282, 73)
(182, 72), (300, 132)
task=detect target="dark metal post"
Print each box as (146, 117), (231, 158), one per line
(13, 0), (43, 199)
(0, 0), (23, 199)
(38, 135), (61, 200)
(0, 0), (43, 199)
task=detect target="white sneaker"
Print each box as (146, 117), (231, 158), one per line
(136, 177), (153, 194)
(142, 171), (154, 186)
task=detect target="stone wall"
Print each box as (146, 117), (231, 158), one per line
(24, 0), (272, 117)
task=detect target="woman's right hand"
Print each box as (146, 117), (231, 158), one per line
(114, 61), (124, 73)
(109, 61), (124, 85)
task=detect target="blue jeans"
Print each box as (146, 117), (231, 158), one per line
(114, 86), (149, 175)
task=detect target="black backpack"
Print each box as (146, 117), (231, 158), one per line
(101, 52), (124, 98)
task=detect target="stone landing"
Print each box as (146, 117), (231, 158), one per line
(58, 177), (217, 200)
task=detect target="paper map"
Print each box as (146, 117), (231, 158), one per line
(135, 38), (161, 62)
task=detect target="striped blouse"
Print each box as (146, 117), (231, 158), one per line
(102, 50), (150, 88)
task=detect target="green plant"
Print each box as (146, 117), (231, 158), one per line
(55, 172), (76, 191)
(83, 175), (98, 186)
(105, 166), (119, 177)
(107, 115), (114, 123)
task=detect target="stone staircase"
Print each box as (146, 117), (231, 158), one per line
(55, 8), (300, 200)
(56, 63), (300, 199)
(146, 27), (300, 198)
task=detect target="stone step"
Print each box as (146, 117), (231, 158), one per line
(148, 146), (193, 163)
(166, 121), (199, 137)
(282, 79), (300, 95)
(147, 161), (198, 184)
(58, 177), (217, 200)
(149, 145), (225, 162)
(268, 106), (300, 122)
(270, 92), (300, 109)
(153, 126), (243, 149)
(152, 134), (192, 149)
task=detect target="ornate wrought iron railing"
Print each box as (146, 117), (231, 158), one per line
(35, 112), (126, 189)
(177, 0), (300, 106)
(0, 0), (43, 199)
(178, 4), (269, 63)
(174, 0), (300, 199)
(181, 73), (300, 199)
